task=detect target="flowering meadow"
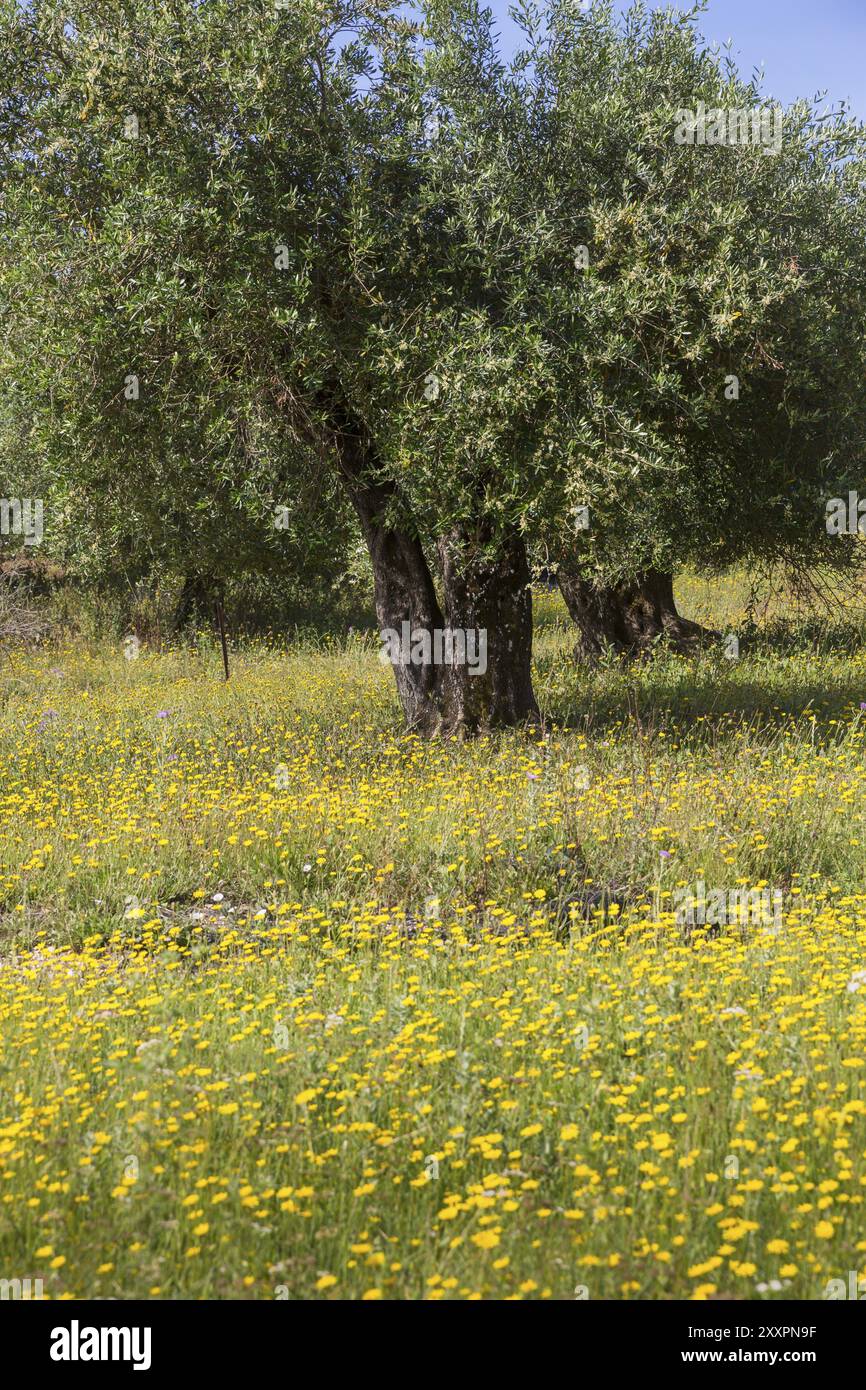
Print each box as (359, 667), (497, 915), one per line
(2, 582), (866, 1300)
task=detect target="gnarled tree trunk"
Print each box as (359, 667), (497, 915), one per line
(331, 406), (445, 733)
(558, 560), (717, 659)
(436, 527), (539, 735)
(329, 405), (538, 735)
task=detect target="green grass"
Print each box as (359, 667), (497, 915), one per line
(1, 571), (866, 1300)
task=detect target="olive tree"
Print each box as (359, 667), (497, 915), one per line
(1, 0), (556, 730)
(484, 0), (866, 654)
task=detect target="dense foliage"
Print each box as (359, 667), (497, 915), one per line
(1, 0), (864, 723)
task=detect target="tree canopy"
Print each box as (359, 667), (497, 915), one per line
(2, 0), (864, 727)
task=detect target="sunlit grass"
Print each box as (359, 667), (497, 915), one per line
(1, 572), (866, 1299)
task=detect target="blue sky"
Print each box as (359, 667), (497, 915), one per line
(485, 1), (866, 119)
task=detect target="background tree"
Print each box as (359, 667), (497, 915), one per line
(0, 0), (369, 635)
(522, 1), (866, 656)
